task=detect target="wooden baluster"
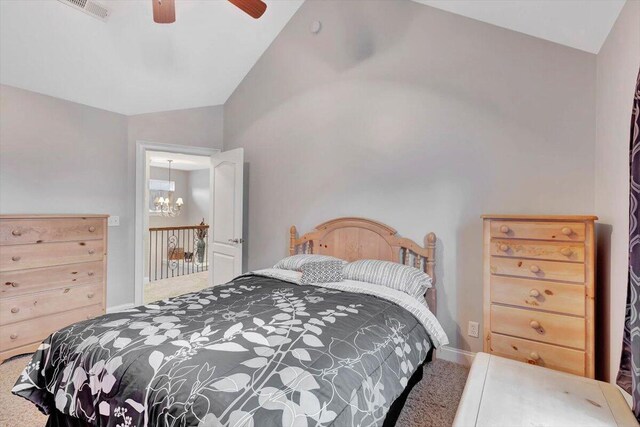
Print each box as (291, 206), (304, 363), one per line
(425, 232), (436, 281)
(289, 226), (297, 255)
(425, 232), (437, 315)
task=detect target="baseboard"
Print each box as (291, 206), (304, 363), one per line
(436, 345), (476, 367)
(107, 303), (135, 313)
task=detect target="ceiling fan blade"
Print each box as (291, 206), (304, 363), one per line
(228, 0), (267, 19)
(152, 0), (176, 24)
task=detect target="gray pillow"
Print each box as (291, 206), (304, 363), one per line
(343, 259), (432, 299)
(300, 260), (344, 285)
(274, 254), (346, 272)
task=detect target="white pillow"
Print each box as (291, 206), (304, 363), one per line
(273, 254), (346, 272)
(343, 259), (432, 299)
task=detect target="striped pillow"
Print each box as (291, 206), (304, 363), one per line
(273, 254), (346, 272)
(343, 259), (432, 299)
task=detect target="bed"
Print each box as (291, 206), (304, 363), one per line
(13, 217), (448, 426)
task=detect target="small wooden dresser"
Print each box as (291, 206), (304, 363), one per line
(482, 215), (597, 378)
(0, 214), (108, 363)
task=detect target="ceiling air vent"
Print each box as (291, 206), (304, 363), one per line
(56, 0), (111, 22)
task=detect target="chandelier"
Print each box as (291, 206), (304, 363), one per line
(154, 160), (183, 217)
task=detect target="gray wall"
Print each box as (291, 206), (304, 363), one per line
(0, 84), (224, 308)
(224, 0), (597, 353)
(594, 0), (640, 383)
(0, 84), (131, 307)
(127, 106), (224, 149)
(187, 169), (210, 226)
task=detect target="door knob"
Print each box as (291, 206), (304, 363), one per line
(530, 320), (541, 329)
(560, 247), (573, 257)
(228, 238), (245, 244)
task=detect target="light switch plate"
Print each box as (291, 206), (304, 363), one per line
(108, 216), (120, 227)
(468, 321), (479, 338)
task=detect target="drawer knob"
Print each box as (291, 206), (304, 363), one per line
(11, 256), (21, 262)
(530, 320), (541, 329)
(89, 226), (96, 232)
(499, 244), (509, 252)
(529, 289), (540, 298)
(88, 272), (95, 277)
(500, 225), (510, 234)
(11, 230), (22, 237)
(10, 307), (19, 314)
(5, 282), (18, 288)
(560, 247), (573, 257)
(530, 352), (540, 361)
(88, 293), (95, 299)
(88, 249), (95, 255)
(10, 333), (18, 340)
(529, 265), (540, 273)
(561, 227), (573, 236)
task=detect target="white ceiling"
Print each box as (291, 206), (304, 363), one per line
(413, 0), (626, 54)
(0, 0), (303, 115)
(0, 1), (626, 116)
(149, 152), (210, 171)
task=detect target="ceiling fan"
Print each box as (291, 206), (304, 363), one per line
(152, 0), (267, 24)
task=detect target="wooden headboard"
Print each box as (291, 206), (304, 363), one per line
(289, 217), (437, 314)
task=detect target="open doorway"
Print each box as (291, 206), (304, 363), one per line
(143, 151), (211, 304)
(134, 141), (245, 307)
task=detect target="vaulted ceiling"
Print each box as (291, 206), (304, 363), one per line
(0, 0), (304, 115)
(0, 0), (626, 115)
(415, 0), (626, 54)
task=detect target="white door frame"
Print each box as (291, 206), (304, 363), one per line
(135, 141), (220, 306)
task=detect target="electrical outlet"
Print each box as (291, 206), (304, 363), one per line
(108, 216), (120, 227)
(468, 321), (479, 338)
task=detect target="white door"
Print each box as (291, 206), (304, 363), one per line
(209, 148), (244, 286)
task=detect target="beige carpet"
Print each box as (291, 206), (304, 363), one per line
(144, 271), (209, 304)
(0, 355), (467, 427)
(0, 355), (47, 427)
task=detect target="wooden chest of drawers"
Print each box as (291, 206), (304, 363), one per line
(0, 214), (108, 363)
(482, 215), (597, 378)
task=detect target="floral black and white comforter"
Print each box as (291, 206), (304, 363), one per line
(13, 270), (447, 427)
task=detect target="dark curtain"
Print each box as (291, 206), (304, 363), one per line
(618, 67), (640, 420)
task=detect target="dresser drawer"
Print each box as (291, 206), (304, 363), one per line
(490, 239), (584, 263)
(491, 276), (585, 316)
(0, 304), (103, 352)
(490, 221), (585, 242)
(490, 256), (585, 283)
(489, 333), (585, 376)
(0, 261), (103, 299)
(0, 240), (104, 272)
(491, 304), (585, 349)
(0, 283), (102, 325)
(0, 218), (104, 245)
